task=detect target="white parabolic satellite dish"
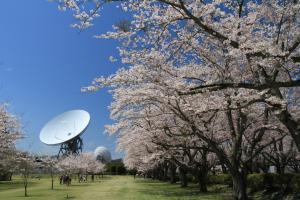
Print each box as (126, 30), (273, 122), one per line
(40, 110), (90, 145)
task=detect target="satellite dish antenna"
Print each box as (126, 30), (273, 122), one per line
(40, 109), (90, 157)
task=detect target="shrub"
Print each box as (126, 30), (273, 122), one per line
(186, 173), (195, 183)
(247, 173), (265, 192)
(0, 172), (12, 181)
(207, 174), (232, 186)
(247, 173), (300, 193)
(290, 174), (300, 192)
(263, 173), (281, 190)
(209, 173), (300, 193)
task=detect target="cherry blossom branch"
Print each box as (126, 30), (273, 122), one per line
(158, 0), (240, 48)
(181, 80), (300, 95)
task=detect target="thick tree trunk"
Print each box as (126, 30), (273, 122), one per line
(197, 170), (208, 192)
(276, 104), (300, 151)
(152, 170), (156, 180)
(158, 167), (164, 181)
(163, 165), (168, 182)
(275, 164), (285, 174)
(179, 167), (188, 187)
(169, 165), (177, 184)
(232, 173), (248, 200)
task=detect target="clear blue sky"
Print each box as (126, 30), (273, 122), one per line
(0, 1), (125, 158)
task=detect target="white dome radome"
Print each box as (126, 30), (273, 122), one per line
(94, 146), (112, 163)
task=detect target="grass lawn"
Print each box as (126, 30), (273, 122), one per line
(0, 175), (231, 200)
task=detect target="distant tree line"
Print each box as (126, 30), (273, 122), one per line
(105, 159), (127, 175)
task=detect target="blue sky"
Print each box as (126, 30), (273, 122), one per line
(0, 1), (125, 158)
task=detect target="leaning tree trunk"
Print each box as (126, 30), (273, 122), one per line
(232, 172), (248, 200)
(269, 87), (300, 151)
(280, 112), (300, 151)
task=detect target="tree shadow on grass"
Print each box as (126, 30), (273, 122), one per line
(68, 183), (91, 187)
(0, 181), (38, 191)
(15, 194), (45, 198)
(97, 176), (113, 180)
(135, 179), (231, 199)
(64, 195), (76, 199)
(52, 188), (66, 191)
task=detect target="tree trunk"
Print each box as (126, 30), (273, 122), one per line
(152, 170), (156, 180)
(277, 107), (300, 151)
(221, 164), (228, 174)
(163, 165), (168, 182)
(24, 175), (28, 197)
(275, 164), (285, 174)
(25, 184), (27, 197)
(232, 172), (248, 200)
(169, 165), (177, 184)
(51, 172), (54, 190)
(157, 168), (163, 181)
(179, 167), (188, 187)
(197, 170), (208, 192)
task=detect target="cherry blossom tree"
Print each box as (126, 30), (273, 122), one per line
(15, 152), (35, 197)
(57, 154), (84, 180)
(55, 0), (300, 147)
(56, 152), (105, 182)
(262, 135), (298, 174)
(0, 104), (22, 181)
(103, 74), (288, 197)
(83, 152), (105, 181)
(39, 156), (59, 190)
(53, 1), (300, 200)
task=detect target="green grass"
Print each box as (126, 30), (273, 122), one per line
(0, 175), (231, 200)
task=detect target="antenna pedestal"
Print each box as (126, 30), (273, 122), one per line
(57, 136), (83, 157)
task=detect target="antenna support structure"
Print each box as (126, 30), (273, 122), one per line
(57, 136), (83, 157)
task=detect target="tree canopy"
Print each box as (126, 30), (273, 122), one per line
(55, 1), (300, 199)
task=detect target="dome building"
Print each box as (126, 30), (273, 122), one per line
(94, 146), (112, 163)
